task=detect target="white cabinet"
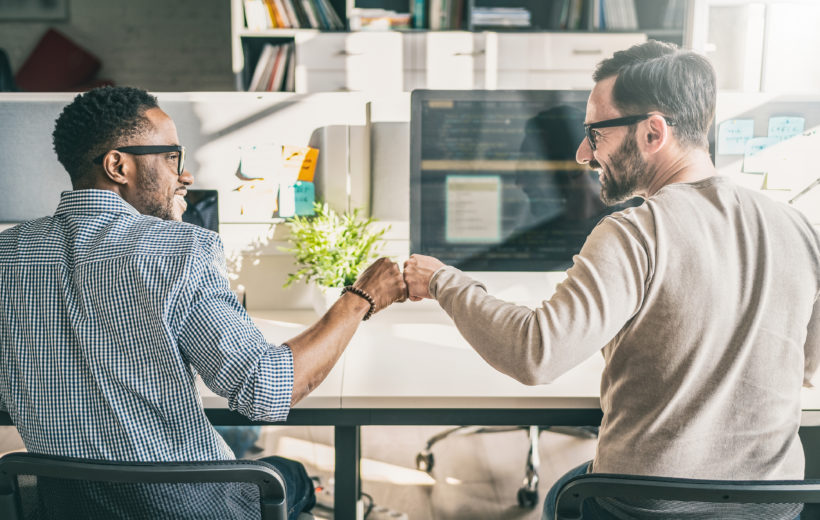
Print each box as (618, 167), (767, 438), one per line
(294, 32), (405, 92)
(487, 32), (646, 90)
(408, 32), (486, 90)
(290, 31), (646, 92)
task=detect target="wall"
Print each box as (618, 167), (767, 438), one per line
(0, 0), (234, 91)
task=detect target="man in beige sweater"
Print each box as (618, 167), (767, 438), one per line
(404, 41), (820, 519)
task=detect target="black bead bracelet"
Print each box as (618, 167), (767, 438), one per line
(341, 285), (376, 321)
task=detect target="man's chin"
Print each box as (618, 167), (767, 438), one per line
(172, 195), (188, 221)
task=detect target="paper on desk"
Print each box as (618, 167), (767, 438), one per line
(758, 129), (820, 191)
(718, 119), (754, 155)
(742, 137), (779, 174)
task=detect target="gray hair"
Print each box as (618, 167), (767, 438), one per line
(593, 40), (716, 150)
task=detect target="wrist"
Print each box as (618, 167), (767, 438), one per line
(340, 285), (376, 321)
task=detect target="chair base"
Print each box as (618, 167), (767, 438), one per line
(416, 425), (599, 508)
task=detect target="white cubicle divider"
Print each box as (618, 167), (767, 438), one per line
(0, 92), (374, 311)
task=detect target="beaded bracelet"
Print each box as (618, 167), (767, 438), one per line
(341, 285), (376, 321)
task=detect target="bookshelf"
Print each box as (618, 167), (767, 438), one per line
(231, 0), (694, 92)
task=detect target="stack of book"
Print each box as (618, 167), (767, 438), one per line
(470, 7), (531, 29)
(243, 0), (344, 30)
(247, 43), (294, 92)
(348, 8), (412, 31)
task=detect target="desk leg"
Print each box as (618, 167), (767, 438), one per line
(334, 425), (360, 520)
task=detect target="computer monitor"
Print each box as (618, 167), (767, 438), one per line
(182, 189), (219, 233)
(410, 90), (640, 272)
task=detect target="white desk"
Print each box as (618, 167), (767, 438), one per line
(194, 307), (820, 520)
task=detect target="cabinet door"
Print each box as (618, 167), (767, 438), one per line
(494, 33), (647, 72)
(294, 32), (404, 92)
(407, 32), (486, 89)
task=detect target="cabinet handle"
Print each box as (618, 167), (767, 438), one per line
(337, 50), (364, 56)
(453, 50), (486, 57)
(572, 49), (603, 55)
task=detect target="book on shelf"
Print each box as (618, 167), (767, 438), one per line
(244, 0), (343, 29)
(412, 0), (425, 29)
(244, 0), (269, 30)
(602, 0), (638, 30)
(247, 42), (293, 91)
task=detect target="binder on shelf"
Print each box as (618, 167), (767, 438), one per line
(280, 0), (301, 28)
(412, 0), (426, 29)
(244, 0), (269, 30)
(270, 0), (291, 27)
(300, 0), (320, 28)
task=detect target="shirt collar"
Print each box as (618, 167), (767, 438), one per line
(54, 189), (142, 218)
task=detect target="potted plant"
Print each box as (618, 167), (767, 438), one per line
(281, 202), (388, 314)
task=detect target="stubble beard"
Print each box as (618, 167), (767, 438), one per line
(598, 131), (648, 206)
(135, 167), (177, 221)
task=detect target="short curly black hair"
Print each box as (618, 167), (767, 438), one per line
(52, 86), (159, 186)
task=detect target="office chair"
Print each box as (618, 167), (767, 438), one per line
(416, 424), (597, 507)
(554, 473), (820, 520)
(0, 452), (314, 519)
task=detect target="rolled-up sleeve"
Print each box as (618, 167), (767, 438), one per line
(176, 235), (293, 422)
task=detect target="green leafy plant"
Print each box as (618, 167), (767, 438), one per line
(281, 202), (388, 288)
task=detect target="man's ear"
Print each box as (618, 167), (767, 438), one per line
(642, 114), (670, 155)
(101, 151), (131, 186)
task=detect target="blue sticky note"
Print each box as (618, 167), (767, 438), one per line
(294, 182), (315, 216)
(718, 119), (754, 155)
(768, 116), (805, 141)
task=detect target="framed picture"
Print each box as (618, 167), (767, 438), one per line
(0, 0), (68, 21)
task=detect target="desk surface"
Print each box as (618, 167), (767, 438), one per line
(200, 306), (820, 423)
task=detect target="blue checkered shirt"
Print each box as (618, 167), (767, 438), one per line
(0, 189), (293, 462)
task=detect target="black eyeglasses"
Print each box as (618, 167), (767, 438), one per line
(583, 114), (675, 151)
(92, 145), (185, 175)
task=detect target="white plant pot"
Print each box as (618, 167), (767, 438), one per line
(311, 285), (343, 315)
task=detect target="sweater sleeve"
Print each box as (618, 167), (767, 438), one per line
(430, 215), (651, 385)
(805, 293), (820, 387)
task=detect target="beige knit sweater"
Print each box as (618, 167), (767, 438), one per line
(430, 176), (820, 482)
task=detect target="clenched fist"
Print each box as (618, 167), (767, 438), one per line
(353, 257), (407, 314)
(403, 254), (445, 301)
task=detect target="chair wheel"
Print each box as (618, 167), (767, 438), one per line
(517, 487), (539, 508)
(416, 452), (434, 472)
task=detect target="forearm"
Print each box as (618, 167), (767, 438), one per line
(285, 292), (370, 404)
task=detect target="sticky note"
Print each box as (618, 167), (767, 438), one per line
(768, 116), (805, 141)
(238, 144), (279, 180)
(742, 137), (779, 174)
(718, 119), (754, 155)
(279, 182), (315, 218)
(294, 182), (315, 216)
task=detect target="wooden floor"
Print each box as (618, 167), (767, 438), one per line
(0, 424), (597, 520)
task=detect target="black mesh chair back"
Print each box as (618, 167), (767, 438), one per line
(555, 473), (820, 520)
(0, 452), (287, 520)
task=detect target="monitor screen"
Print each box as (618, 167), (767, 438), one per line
(410, 90), (640, 272)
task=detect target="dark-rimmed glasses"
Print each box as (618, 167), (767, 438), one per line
(583, 114), (675, 151)
(92, 145), (185, 175)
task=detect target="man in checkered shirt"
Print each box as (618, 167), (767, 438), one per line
(0, 86), (407, 519)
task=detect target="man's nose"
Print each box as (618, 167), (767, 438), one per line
(179, 169), (194, 186)
(576, 138), (592, 165)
